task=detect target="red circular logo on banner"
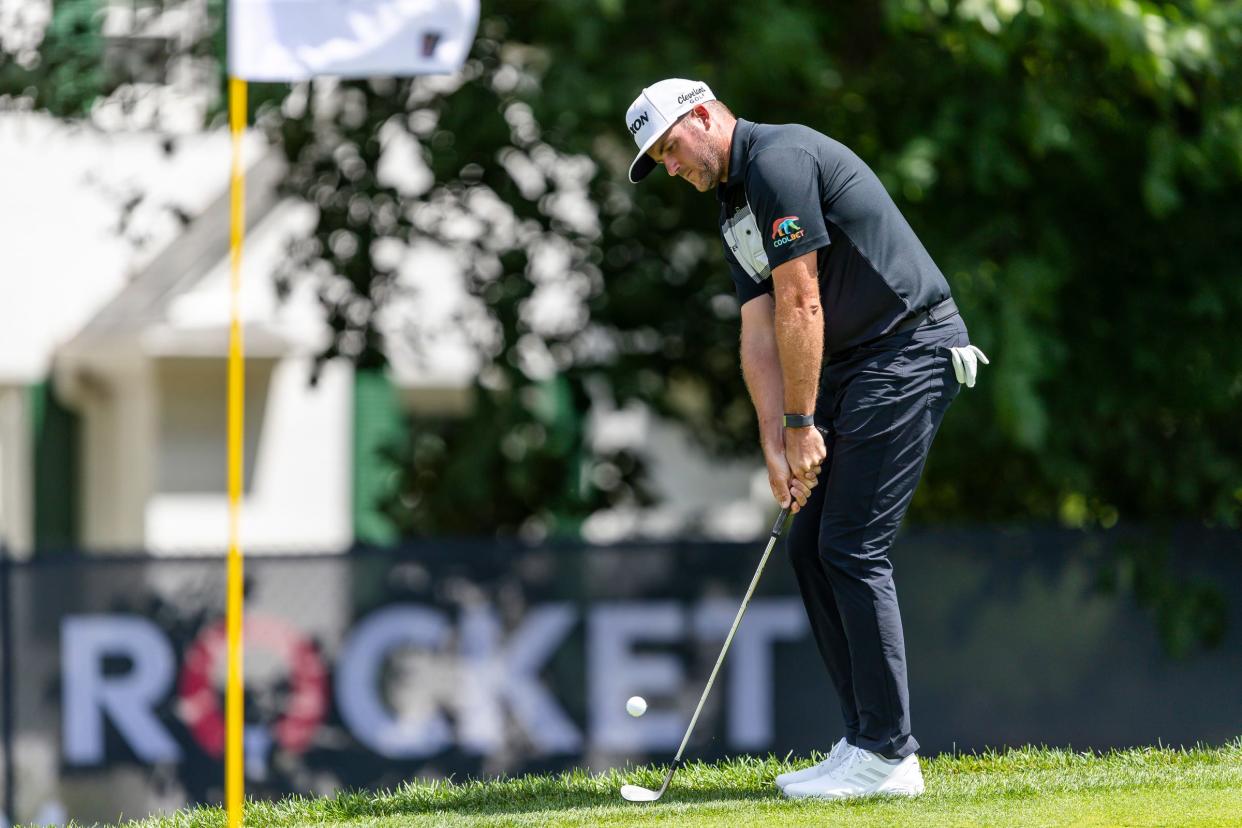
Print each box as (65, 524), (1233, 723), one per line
(177, 614), (328, 756)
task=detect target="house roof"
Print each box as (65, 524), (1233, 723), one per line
(73, 149), (288, 339)
(0, 112), (273, 382)
(5, 110), (476, 399)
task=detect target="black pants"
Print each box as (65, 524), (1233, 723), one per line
(787, 314), (967, 759)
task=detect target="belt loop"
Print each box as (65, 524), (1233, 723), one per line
(928, 296), (955, 324)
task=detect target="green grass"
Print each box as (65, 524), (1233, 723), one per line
(122, 740), (1242, 828)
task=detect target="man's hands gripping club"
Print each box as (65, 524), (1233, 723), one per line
(763, 426), (827, 514)
(783, 422), (827, 503)
(764, 440), (818, 514)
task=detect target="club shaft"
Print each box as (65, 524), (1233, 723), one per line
(671, 507), (789, 763)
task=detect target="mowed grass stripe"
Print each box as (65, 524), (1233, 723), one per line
(124, 740), (1242, 828)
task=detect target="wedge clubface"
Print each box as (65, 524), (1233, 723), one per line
(621, 506), (791, 803)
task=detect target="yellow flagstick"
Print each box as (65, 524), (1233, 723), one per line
(226, 75), (248, 828)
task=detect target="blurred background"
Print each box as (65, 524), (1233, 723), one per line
(0, 0), (1240, 824)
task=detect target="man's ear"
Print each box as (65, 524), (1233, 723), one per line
(691, 103), (712, 129)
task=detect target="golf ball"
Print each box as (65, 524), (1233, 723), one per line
(626, 695), (647, 717)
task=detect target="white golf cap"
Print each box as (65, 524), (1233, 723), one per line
(625, 78), (716, 183)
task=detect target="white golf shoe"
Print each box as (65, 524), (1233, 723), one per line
(775, 738), (852, 790)
(782, 745), (925, 800)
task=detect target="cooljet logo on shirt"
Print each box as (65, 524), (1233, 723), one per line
(771, 216), (805, 247)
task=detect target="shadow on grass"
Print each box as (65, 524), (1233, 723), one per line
(319, 779), (779, 821)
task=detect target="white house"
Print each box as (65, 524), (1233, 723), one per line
(0, 110), (768, 559)
(2, 112), (384, 556)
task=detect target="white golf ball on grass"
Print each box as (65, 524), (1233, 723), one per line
(626, 695), (647, 717)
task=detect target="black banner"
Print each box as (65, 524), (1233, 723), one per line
(1, 528), (1239, 824)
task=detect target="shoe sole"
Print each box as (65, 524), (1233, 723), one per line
(784, 785), (924, 801)
(783, 772), (925, 801)
(875, 769), (925, 798)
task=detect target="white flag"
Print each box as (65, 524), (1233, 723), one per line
(228, 0), (480, 81)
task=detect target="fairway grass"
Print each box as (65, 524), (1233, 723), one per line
(127, 740), (1242, 827)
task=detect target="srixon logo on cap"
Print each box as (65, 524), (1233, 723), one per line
(629, 112), (650, 135)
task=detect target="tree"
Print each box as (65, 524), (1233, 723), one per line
(5, 0), (1242, 537)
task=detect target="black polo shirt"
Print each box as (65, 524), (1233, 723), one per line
(717, 119), (951, 356)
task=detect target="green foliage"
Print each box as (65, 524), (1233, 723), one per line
(0, 0), (109, 114)
(377, 377), (650, 537)
(7, 1), (1242, 534)
(483, 0), (1242, 530)
(887, 0), (1242, 527)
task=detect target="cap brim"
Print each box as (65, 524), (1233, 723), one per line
(629, 154), (657, 183)
(627, 125), (670, 183)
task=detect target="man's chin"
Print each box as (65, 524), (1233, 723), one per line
(680, 170), (712, 191)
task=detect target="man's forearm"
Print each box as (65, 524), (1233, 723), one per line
(741, 325), (785, 453)
(772, 255), (823, 413)
(775, 304), (822, 413)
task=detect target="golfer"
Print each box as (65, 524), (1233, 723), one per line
(624, 79), (988, 800)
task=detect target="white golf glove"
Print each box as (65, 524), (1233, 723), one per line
(949, 345), (990, 388)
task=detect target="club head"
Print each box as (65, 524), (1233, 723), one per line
(620, 784), (662, 803)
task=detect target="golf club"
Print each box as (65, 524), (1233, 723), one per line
(620, 505), (792, 803)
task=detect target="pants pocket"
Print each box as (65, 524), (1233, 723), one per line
(927, 346), (961, 412)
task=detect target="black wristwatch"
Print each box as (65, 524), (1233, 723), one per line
(783, 413), (815, 428)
